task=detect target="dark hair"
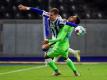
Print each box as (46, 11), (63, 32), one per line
(75, 16), (80, 24)
(50, 8), (59, 15)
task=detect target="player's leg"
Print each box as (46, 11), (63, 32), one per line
(45, 56), (61, 76)
(66, 58), (80, 76)
(53, 55), (62, 62)
(68, 48), (80, 62)
(44, 48), (61, 76)
(44, 52), (48, 66)
(50, 47), (80, 63)
(53, 57), (59, 62)
(63, 51), (80, 76)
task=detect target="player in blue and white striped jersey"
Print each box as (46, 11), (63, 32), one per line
(18, 4), (80, 62)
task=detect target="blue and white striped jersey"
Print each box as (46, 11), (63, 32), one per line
(29, 8), (77, 38)
(43, 11), (66, 38)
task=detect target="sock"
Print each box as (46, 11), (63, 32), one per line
(66, 58), (77, 72)
(68, 48), (76, 55)
(53, 57), (59, 62)
(47, 59), (58, 72)
(44, 52), (48, 65)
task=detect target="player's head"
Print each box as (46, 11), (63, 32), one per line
(49, 8), (59, 21)
(68, 16), (80, 24)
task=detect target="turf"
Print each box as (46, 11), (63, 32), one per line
(0, 63), (107, 80)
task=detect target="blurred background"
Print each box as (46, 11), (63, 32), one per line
(0, 0), (107, 62)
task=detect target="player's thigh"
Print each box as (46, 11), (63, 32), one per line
(62, 50), (69, 59)
(47, 48), (60, 58)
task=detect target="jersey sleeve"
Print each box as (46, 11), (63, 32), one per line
(66, 22), (77, 27)
(43, 16), (50, 39)
(42, 11), (49, 17)
(57, 16), (78, 27)
(58, 16), (66, 25)
(28, 7), (49, 17)
(29, 7), (44, 15)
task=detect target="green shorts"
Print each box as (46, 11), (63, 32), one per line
(47, 47), (69, 58)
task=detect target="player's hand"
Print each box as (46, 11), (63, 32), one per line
(42, 43), (50, 51)
(18, 4), (28, 11)
(42, 39), (50, 51)
(42, 39), (49, 44)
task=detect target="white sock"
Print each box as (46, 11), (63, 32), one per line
(53, 57), (59, 62)
(68, 48), (76, 55)
(45, 58), (53, 63)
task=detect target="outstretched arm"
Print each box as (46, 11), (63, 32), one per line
(18, 4), (49, 39)
(66, 22), (77, 28)
(58, 19), (78, 28)
(28, 7), (43, 15)
(18, 4), (48, 16)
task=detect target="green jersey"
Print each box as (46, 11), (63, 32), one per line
(47, 25), (74, 58)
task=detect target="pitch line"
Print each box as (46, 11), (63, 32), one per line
(0, 65), (46, 75)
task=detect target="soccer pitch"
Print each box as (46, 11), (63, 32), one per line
(0, 63), (107, 80)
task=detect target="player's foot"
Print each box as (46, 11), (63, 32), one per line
(52, 72), (61, 76)
(74, 50), (80, 62)
(74, 71), (80, 76)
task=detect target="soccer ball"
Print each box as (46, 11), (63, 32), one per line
(74, 26), (86, 36)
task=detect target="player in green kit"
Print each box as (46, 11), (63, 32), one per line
(42, 16), (80, 76)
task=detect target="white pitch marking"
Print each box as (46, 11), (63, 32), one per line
(0, 65), (46, 75)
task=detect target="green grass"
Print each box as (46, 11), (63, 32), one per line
(0, 63), (107, 80)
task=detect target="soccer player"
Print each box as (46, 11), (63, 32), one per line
(18, 4), (80, 62)
(42, 16), (80, 76)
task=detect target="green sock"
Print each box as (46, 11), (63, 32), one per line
(66, 58), (77, 72)
(48, 60), (58, 72)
